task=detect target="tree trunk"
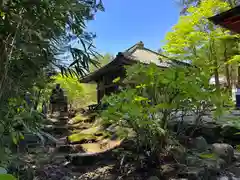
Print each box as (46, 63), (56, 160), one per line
(223, 42), (231, 91)
(225, 64), (231, 89)
(238, 66), (240, 87)
(211, 38), (220, 92)
(214, 64), (220, 92)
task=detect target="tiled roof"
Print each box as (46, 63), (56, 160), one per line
(122, 42), (171, 67)
(80, 41), (190, 83)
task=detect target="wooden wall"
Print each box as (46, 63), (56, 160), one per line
(96, 66), (125, 103)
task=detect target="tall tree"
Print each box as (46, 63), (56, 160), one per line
(177, 0), (240, 88)
(0, 0), (104, 107)
(164, 0), (235, 92)
(178, 0), (238, 14)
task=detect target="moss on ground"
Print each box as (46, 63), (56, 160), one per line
(80, 126), (101, 134)
(68, 133), (96, 144)
(68, 124), (111, 143)
(69, 114), (89, 124)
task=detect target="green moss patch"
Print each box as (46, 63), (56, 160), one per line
(80, 126), (101, 134)
(69, 114), (89, 124)
(68, 125), (111, 145)
(68, 133), (96, 144)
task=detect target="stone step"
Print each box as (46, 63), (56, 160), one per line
(56, 145), (76, 153)
(65, 139), (123, 166)
(43, 125), (69, 135)
(66, 151), (112, 166)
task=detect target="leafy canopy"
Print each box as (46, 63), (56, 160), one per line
(164, 0), (230, 61)
(163, 0), (240, 90)
(0, 0), (104, 168)
(53, 74), (83, 104)
(0, 0), (104, 105)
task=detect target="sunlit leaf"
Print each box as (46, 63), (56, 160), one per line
(0, 11), (5, 19)
(199, 153), (217, 159)
(133, 96), (148, 102)
(135, 84), (146, 89)
(19, 133), (24, 140)
(113, 77), (121, 83)
(13, 137), (17, 145)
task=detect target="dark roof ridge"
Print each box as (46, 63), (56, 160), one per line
(209, 5), (240, 24)
(124, 41), (144, 53)
(80, 42), (193, 83)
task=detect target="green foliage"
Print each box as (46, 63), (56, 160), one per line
(164, 0), (240, 91)
(35, 72), (96, 109)
(0, 0), (104, 173)
(102, 88), (165, 153)
(0, 148), (11, 168)
(0, 105), (44, 167)
(178, 0), (237, 14)
(53, 74), (83, 103)
(0, 0), (104, 110)
(50, 73), (97, 107)
(113, 77), (121, 83)
(199, 153), (217, 159)
(102, 63), (228, 154)
(164, 0), (230, 60)
(236, 145), (240, 152)
(68, 133), (96, 143)
(80, 83), (97, 106)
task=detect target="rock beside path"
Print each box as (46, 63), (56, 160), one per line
(212, 143), (234, 163)
(169, 113), (240, 145)
(191, 136), (208, 152)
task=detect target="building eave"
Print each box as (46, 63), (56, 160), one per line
(79, 53), (124, 83)
(209, 6), (240, 33)
(80, 41), (193, 83)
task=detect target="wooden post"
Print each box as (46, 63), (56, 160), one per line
(97, 81), (101, 104)
(97, 79), (105, 103)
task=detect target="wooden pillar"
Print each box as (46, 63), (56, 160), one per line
(97, 79), (105, 103)
(102, 75), (106, 95)
(97, 82), (101, 104)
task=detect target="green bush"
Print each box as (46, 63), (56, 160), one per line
(101, 63), (230, 155)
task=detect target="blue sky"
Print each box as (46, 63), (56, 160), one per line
(87, 0), (181, 55)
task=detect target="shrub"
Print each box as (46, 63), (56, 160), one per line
(101, 63), (230, 155)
